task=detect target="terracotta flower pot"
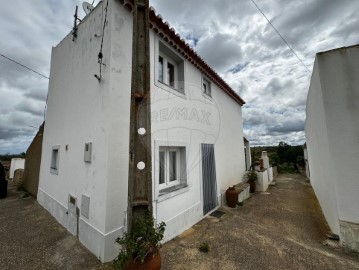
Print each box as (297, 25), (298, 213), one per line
(248, 180), (256, 193)
(126, 252), (161, 270)
(226, 186), (238, 208)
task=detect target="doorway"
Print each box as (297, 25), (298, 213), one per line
(201, 144), (218, 215)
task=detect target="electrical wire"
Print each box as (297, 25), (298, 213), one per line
(95, 0), (109, 82)
(0, 53), (49, 79)
(251, 0), (311, 74)
(100, 0), (109, 54)
(0, 52), (49, 121)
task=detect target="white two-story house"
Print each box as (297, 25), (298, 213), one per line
(38, 0), (247, 262)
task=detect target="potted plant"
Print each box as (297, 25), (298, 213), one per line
(245, 170), (258, 193)
(113, 212), (166, 270)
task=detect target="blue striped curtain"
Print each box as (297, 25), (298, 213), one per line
(201, 144), (218, 215)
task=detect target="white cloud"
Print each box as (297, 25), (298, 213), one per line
(0, 0), (358, 153)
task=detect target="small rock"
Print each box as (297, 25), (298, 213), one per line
(326, 233), (340, 241)
(322, 239), (340, 249)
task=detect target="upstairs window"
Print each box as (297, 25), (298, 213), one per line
(158, 56), (164, 82)
(203, 76), (211, 96)
(158, 55), (176, 88)
(157, 41), (185, 93)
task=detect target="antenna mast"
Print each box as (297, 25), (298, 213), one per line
(72, 5), (82, 41)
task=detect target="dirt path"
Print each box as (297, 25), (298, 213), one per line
(1, 174), (359, 269)
(0, 186), (110, 270)
(161, 174), (359, 270)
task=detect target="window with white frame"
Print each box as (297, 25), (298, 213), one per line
(157, 41), (185, 93)
(202, 76), (211, 96)
(159, 146), (187, 190)
(50, 145), (60, 174)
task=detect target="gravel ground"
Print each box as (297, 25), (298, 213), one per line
(161, 174), (359, 270)
(0, 185), (111, 270)
(1, 174), (359, 270)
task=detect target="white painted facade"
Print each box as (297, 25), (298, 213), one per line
(243, 137), (251, 170)
(38, 0), (246, 262)
(9, 158), (25, 179)
(305, 45), (359, 252)
(303, 144), (310, 179)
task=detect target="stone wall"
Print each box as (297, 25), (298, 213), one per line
(13, 169), (24, 189)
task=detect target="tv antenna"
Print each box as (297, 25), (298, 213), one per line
(82, 1), (94, 15)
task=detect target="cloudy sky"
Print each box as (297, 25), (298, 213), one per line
(0, 0), (358, 153)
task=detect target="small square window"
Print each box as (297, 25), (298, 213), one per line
(50, 146), (60, 174)
(203, 77), (211, 96)
(158, 146), (186, 191)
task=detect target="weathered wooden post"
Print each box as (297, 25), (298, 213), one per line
(127, 0), (152, 231)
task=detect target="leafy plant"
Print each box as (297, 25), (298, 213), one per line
(113, 212), (166, 270)
(198, 242), (210, 253)
(245, 170), (258, 182)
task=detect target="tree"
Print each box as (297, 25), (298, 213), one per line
(277, 141), (290, 163)
(277, 142), (304, 169)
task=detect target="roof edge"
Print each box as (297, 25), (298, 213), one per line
(118, 0), (246, 106)
(317, 44), (359, 56)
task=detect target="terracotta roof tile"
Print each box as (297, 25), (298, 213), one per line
(118, 0), (245, 106)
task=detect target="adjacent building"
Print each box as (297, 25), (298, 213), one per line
(305, 45), (359, 252)
(38, 0), (247, 262)
(23, 123), (44, 197)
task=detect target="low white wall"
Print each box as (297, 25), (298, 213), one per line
(238, 186), (250, 203)
(267, 167), (273, 184)
(9, 158), (25, 179)
(256, 170), (268, 192)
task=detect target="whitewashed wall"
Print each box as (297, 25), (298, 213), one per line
(39, 0), (246, 262)
(148, 31), (246, 242)
(305, 46), (359, 251)
(303, 147), (310, 179)
(9, 158), (25, 179)
(305, 59), (340, 235)
(38, 1), (132, 261)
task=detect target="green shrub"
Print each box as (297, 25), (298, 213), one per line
(245, 170), (258, 182)
(198, 242), (210, 253)
(113, 212), (166, 270)
(277, 163), (297, 173)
